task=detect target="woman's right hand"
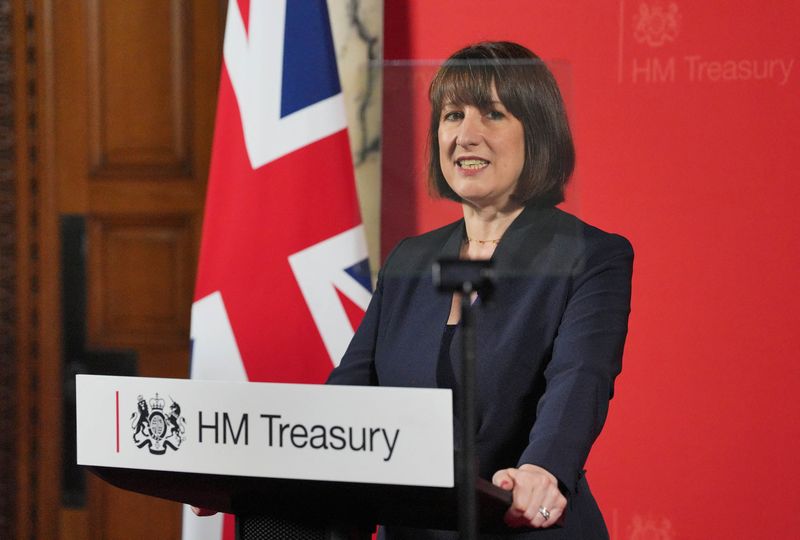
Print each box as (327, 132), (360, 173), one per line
(492, 464), (567, 528)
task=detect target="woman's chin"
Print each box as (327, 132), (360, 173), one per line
(454, 188), (495, 204)
(459, 194), (519, 212)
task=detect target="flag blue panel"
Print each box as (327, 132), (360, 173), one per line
(281, 0), (341, 118)
(345, 258), (373, 293)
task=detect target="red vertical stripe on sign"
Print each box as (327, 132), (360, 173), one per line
(115, 390), (120, 453)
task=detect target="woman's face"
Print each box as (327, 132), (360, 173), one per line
(437, 85), (525, 210)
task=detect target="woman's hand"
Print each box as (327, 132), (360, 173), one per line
(492, 464), (567, 528)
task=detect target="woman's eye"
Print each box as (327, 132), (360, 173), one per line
(443, 111), (463, 121)
(486, 110), (505, 120)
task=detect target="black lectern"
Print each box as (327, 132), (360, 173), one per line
(88, 465), (512, 539)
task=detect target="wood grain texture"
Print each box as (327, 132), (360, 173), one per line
(45, 1), (223, 538)
(0, 2), (19, 536)
(87, 0), (191, 177)
(87, 215), (193, 347)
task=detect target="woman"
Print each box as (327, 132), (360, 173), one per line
(327, 41), (633, 539)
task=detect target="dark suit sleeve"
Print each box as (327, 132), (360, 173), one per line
(325, 270), (383, 386)
(326, 240), (406, 386)
(517, 234), (634, 495)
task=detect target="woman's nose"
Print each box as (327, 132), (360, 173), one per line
(455, 111), (482, 147)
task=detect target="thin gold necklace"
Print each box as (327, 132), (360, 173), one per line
(464, 237), (501, 245)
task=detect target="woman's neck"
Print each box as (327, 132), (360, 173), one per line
(462, 202), (524, 241)
(460, 202), (524, 260)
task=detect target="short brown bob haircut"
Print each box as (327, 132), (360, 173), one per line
(428, 41), (575, 206)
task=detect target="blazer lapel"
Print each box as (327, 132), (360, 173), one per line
(448, 205), (556, 396)
(491, 204), (556, 276)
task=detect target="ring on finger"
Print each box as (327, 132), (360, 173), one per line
(538, 506), (550, 521)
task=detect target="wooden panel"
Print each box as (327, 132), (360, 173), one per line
(58, 508), (89, 540)
(136, 345), (195, 379)
(45, 0), (224, 537)
(88, 474), (181, 540)
(87, 0), (190, 177)
(53, 0), (91, 215)
(13, 0), (65, 537)
(87, 215), (194, 347)
(0, 1), (19, 534)
(89, 179), (206, 214)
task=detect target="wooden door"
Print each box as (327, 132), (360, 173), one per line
(50, 1), (224, 538)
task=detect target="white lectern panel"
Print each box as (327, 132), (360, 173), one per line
(76, 375), (453, 488)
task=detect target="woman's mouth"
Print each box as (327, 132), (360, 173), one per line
(456, 158), (490, 170)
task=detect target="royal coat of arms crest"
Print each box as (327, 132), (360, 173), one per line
(131, 393), (186, 455)
(633, 2), (681, 47)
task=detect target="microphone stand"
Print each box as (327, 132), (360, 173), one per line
(433, 258), (494, 540)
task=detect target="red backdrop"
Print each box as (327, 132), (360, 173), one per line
(381, 1), (800, 538)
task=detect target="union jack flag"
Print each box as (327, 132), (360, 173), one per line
(183, 1), (370, 538)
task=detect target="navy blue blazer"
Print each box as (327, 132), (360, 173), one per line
(327, 205), (633, 539)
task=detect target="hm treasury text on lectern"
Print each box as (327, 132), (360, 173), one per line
(76, 375), (511, 539)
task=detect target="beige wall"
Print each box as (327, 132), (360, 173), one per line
(328, 0), (383, 275)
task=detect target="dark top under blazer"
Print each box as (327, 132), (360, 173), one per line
(327, 205), (633, 538)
